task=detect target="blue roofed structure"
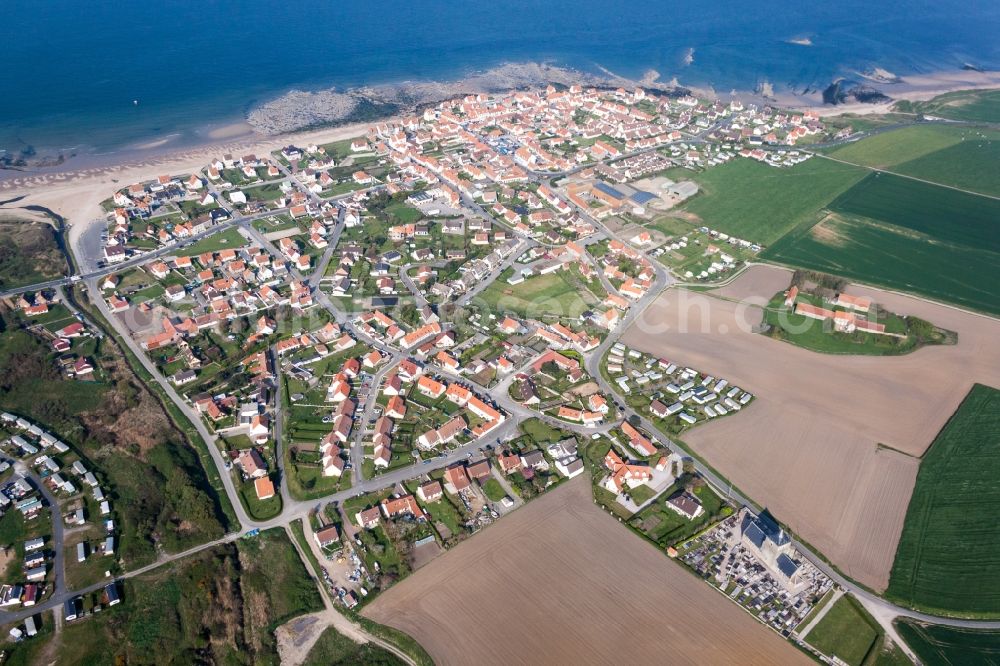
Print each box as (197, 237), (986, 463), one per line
(776, 553), (800, 579)
(592, 181), (626, 201)
(630, 190), (656, 204)
(743, 521), (767, 549)
(740, 509), (792, 557)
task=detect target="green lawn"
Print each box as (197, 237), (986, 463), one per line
(627, 483), (657, 505)
(680, 157), (866, 245)
(763, 172), (1000, 316)
(384, 201), (423, 224)
(303, 626), (405, 666)
(478, 269), (591, 319)
(178, 227), (247, 256)
(321, 137), (365, 160)
(804, 596), (879, 666)
(795, 588), (836, 632)
(886, 384), (1000, 616)
(647, 215), (695, 238)
(252, 215), (298, 233)
(238, 477), (283, 520)
(285, 456), (352, 500)
(893, 88), (1000, 123)
(244, 182), (286, 202)
(482, 478), (506, 502)
(892, 132), (1000, 197)
(827, 124), (966, 168)
(630, 483), (724, 546)
(519, 417), (572, 444)
(829, 172), (1000, 253)
(177, 199), (219, 220)
(895, 619), (1000, 665)
(323, 181), (367, 197)
(423, 491), (467, 540)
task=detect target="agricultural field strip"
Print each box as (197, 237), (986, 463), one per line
(621, 265), (1000, 592)
(813, 152), (1000, 201)
(761, 165), (1000, 315)
(364, 477), (810, 666)
(886, 384), (1000, 616)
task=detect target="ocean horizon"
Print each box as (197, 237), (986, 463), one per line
(3, 0), (1000, 160)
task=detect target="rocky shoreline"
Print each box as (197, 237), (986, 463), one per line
(246, 62), (688, 135)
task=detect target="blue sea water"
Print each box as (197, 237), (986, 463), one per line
(2, 0), (999, 158)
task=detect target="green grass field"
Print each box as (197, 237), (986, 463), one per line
(893, 132), (1000, 197)
(828, 124), (1000, 196)
(763, 172), (1000, 315)
(177, 198), (218, 220)
(765, 213), (1000, 314)
(178, 227), (247, 256)
(303, 626), (405, 666)
(896, 620), (1000, 665)
(827, 124), (966, 168)
(0, 328), (107, 418)
(871, 643), (917, 666)
(384, 201), (423, 224)
(804, 596), (880, 666)
(478, 269), (591, 319)
(795, 589), (835, 632)
(887, 384), (1000, 616)
(680, 157), (866, 245)
(646, 214), (693, 238)
(831, 172), (1000, 251)
(238, 528), (324, 622)
(894, 88), (1000, 123)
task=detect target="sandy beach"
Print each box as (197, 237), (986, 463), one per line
(0, 118), (383, 257)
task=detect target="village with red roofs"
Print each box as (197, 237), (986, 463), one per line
(6, 72), (991, 666)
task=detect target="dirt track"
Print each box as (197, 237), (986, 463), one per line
(363, 476), (809, 666)
(621, 264), (1000, 590)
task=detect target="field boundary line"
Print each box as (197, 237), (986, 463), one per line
(810, 152), (1000, 201)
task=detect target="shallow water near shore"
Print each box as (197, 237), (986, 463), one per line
(3, 0), (999, 160)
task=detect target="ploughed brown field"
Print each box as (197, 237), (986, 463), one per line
(364, 477), (809, 666)
(622, 264), (1000, 590)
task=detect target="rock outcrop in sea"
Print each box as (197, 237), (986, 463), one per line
(246, 62), (687, 135)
